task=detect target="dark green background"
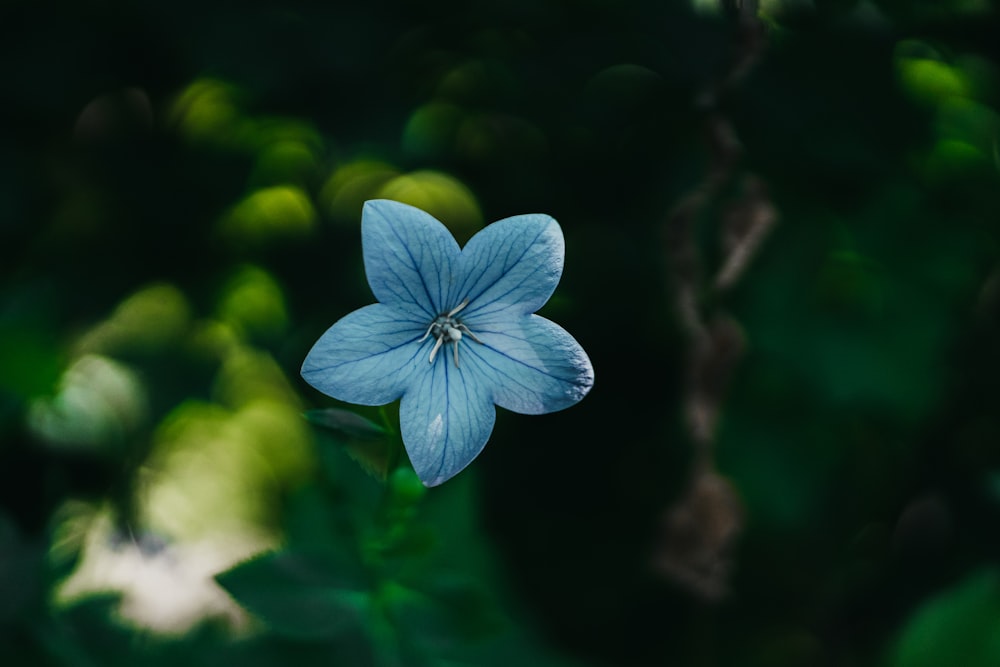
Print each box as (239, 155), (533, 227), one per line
(3, 1), (1000, 665)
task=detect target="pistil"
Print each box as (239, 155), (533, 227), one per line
(418, 299), (483, 367)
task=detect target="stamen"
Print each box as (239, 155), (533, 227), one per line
(428, 336), (444, 364)
(419, 321), (436, 343)
(422, 298), (482, 367)
(457, 323), (482, 344)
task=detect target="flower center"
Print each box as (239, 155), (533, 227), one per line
(418, 299), (483, 367)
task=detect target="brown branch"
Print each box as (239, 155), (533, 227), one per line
(651, 0), (774, 602)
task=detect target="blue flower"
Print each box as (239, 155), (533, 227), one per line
(302, 199), (594, 487)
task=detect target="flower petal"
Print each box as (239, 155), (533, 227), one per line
(301, 303), (425, 405)
(362, 200), (461, 317)
(453, 214), (564, 319)
(463, 314), (593, 415)
(399, 360), (496, 487)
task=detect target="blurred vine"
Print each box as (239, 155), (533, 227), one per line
(653, 0), (776, 601)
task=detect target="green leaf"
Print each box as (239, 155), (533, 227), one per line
(379, 576), (504, 660)
(216, 550), (371, 641)
(381, 582), (461, 656)
(305, 408), (387, 440)
(410, 575), (503, 640)
(888, 568), (1000, 667)
(305, 408), (393, 480)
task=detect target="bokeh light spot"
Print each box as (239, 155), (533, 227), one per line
(139, 396), (312, 544)
(935, 97), (999, 151)
(53, 504), (260, 636)
(74, 87), (153, 143)
(897, 55), (971, 107)
(455, 113), (547, 163)
(27, 355), (148, 452)
(169, 79), (243, 146)
(213, 346), (301, 410)
(320, 159), (400, 222)
(436, 59), (517, 104)
(376, 170), (482, 243)
(216, 265), (289, 342)
(219, 185), (316, 244)
(402, 102), (464, 159)
(77, 283), (192, 356)
(250, 139), (320, 186)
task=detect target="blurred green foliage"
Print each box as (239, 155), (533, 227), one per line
(2, 0), (1000, 665)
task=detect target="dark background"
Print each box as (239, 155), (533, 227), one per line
(3, 1), (1000, 665)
